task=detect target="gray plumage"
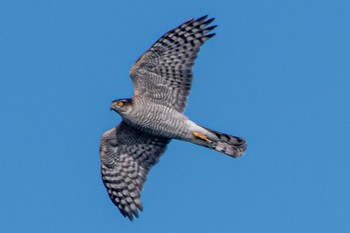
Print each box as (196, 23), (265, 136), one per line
(100, 15), (247, 221)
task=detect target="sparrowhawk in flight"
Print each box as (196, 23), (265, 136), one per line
(100, 15), (247, 221)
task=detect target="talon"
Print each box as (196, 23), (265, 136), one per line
(193, 132), (212, 143)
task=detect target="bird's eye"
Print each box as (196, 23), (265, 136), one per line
(117, 101), (124, 107)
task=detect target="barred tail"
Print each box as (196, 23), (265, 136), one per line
(192, 126), (247, 158)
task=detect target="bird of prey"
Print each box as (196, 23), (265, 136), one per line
(100, 15), (247, 221)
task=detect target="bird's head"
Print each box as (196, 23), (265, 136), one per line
(110, 98), (132, 115)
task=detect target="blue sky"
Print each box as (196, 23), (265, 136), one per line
(1, 1), (350, 232)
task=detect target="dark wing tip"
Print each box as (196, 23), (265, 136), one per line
(205, 25), (217, 32)
(196, 15), (209, 22)
(194, 15), (215, 27)
(117, 203), (141, 221)
(197, 16), (216, 40)
(205, 33), (216, 40)
(203, 17), (215, 25)
(125, 210), (135, 221)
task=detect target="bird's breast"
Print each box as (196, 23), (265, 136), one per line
(126, 101), (189, 139)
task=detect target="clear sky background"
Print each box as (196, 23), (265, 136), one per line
(1, 1), (349, 232)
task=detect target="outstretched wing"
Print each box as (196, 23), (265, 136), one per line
(130, 15), (216, 113)
(100, 121), (170, 221)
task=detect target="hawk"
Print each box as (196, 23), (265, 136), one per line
(100, 16), (247, 221)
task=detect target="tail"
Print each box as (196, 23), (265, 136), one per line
(192, 126), (247, 158)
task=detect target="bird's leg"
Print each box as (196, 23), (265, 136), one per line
(193, 132), (212, 143)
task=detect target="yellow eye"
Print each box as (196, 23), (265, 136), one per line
(117, 101), (124, 107)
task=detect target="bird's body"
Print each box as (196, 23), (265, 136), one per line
(100, 16), (247, 221)
(118, 97), (190, 139)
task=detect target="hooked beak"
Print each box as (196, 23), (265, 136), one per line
(110, 105), (116, 112)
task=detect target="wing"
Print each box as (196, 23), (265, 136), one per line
(100, 121), (170, 221)
(130, 15), (216, 113)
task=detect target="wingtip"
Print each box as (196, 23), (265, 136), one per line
(205, 33), (216, 39)
(204, 17), (215, 25)
(196, 15), (216, 25)
(197, 15), (209, 21)
(206, 25), (217, 31)
(126, 213), (134, 221)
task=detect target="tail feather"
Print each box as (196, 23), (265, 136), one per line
(197, 127), (247, 158)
